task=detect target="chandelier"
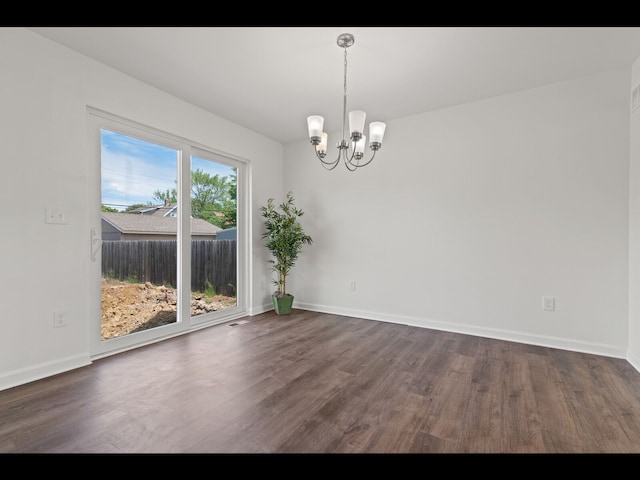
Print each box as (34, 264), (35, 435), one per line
(307, 33), (387, 171)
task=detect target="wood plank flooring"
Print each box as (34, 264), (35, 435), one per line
(2, 309), (640, 453)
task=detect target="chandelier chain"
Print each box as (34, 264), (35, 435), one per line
(342, 46), (348, 142)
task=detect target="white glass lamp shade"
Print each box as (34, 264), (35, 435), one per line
(348, 110), (366, 135)
(369, 122), (386, 144)
(307, 115), (324, 139)
(318, 132), (328, 154)
(354, 135), (366, 155)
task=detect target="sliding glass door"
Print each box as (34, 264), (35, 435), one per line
(88, 109), (246, 358)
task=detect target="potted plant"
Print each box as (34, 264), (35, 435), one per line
(261, 191), (313, 315)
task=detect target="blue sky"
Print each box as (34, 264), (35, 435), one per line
(101, 129), (235, 211)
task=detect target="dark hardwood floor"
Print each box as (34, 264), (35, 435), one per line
(2, 309), (640, 454)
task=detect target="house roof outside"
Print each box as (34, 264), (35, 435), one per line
(130, 199), (177, 217)
(101, 211), (221, 236)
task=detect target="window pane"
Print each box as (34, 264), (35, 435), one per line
(190, 155), (238, 319)
(100, 129), (179, 340)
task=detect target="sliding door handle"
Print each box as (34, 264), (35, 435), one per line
(91, 227), (102, 262)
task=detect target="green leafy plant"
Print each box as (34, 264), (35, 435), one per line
(203, 281), (217, 302)
(261, 191), (313, 297)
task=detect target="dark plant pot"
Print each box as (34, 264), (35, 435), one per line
(272, 294), (294, 315)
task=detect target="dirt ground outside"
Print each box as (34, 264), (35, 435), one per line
(101, 278), (236, 340)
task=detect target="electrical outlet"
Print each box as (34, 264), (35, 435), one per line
(53, 310), (68, 328)
(542, 296), (555, 312)
(349, 281), (356, 291)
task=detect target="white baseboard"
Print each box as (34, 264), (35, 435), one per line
(249, 303), (274, 316)
(294, 301), (630, 361)
(0, 353), (91, 392)
(628, 350), (640, 373)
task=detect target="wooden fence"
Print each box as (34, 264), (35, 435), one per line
(101, 239), (237, 296)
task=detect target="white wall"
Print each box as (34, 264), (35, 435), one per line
(628, 56), (640, 371)
(0, 28), (283, 390)
(285, 68), (631, 358)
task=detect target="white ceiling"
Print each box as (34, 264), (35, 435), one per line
(27, 26), (640, 145)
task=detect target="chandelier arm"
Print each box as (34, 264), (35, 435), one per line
(340, 147), (358, 171)
(344, 144), (357, 164)
(321, 160), (340, 171)
(345, 150), (377, 169)
(344, 157), (360, 171)
(344, 157), (358, 171)
(314, 146), (341, 170)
